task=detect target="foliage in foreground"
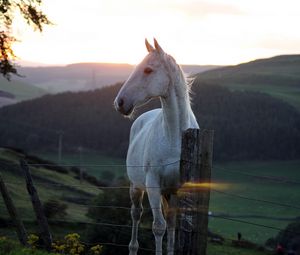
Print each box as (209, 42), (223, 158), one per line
(0, 236), (50, 255)
(0, 234), (273, 255)
(0, 0), (51, 79)
(0, 233), (103, 255)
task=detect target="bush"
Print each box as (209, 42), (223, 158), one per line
(266, 218), (300, 250)
(43, 199), (68, 219)
(85, 178), (153, 255)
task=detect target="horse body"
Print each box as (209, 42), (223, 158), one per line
(114, 39), (199, 255)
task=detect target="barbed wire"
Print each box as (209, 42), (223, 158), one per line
(10, 216), (300, 237)
(1, 178), (300, 211)
(213, 165), (300, 185)
(1, 158), (300, 248)
(26, 160), (180, 168)
(2, 214), (299, 253)
(211, 189), (300, 210)
(2, 159), (300, 186)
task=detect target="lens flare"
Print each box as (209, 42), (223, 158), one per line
(177, 181), (231, 195)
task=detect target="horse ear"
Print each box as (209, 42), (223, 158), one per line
(145, 38), (154, 52)
(154, 38), (164, 53)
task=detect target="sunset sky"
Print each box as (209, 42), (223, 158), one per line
(12, 0), (300, 66)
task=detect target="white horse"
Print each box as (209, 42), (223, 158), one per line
(114, 39), (199, 255)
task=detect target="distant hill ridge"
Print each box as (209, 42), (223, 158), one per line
(14, 63), (218, 94)
(196, 54), (300, 110)
(197, 54), (300, 83)
(2, 54), (299, 109)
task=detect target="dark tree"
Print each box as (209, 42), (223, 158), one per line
(0, 0), (51, 79)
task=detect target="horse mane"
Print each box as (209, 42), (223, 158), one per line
(163, 53), (193, 105)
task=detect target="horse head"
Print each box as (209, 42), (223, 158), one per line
(114, 39), (171, 116)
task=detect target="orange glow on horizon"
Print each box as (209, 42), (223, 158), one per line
(10, 0), (300, 66)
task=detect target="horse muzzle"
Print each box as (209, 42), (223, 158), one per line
(114, 97), (134, 116)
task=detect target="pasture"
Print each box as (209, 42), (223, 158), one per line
(1, 148), (298, 254)
(36, 151), (300, 244)
(0, 148), (99, 223)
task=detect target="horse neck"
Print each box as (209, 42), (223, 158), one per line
(160, 67), (191, 144)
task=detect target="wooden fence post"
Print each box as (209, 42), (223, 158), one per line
(20, 160), (52, 251)
(175, 128), (214, 255)
(0, 173), (28, 245)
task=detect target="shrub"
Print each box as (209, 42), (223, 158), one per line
(43, 199), (68, 219)
(266, 218), (300, 250)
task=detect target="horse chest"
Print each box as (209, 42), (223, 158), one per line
(127, 113), (181, 188)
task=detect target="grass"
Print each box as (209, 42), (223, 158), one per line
(37, 152), (300, 244)
(35, 151), (126, 179)
(209, 160), (300, 244)
(0, 148), (100, 222)
(0, 238), (55, 255)
(207, 241), (270, 255)
(0, 235), (270, 255)
(33, 152), (300, 245)
(1, 149), (299, 249)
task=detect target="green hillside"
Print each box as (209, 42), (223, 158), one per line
(195, 55), (300, 110)
(0, 77), (47, 101)
(0, 147), (100, 223)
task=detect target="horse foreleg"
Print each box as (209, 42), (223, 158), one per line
(166, 195), (177, 255)
(129, 186), (144, 255)
(147, 184), (166, 255)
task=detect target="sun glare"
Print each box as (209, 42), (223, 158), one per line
(11, 0), (300, 66)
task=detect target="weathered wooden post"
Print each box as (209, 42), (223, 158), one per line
(175, 128), (214, 255)
(20, 160), (52, 251)
(0, 172), (28, 245)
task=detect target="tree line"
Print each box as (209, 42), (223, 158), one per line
(0, 81), (299, 161)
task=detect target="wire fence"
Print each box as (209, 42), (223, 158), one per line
(1, 158), (300, 252)
(2, 159), (300, 184)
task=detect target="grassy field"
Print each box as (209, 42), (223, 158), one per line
(2, 149), (299, 248)
(0, 148), (100, 222)
(36, 151), (126, 179)
(210, 160), (300, 244)
(36, 152), (300, 245)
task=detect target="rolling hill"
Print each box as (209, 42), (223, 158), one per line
(14, 63), (219, 93)
(195, 55), (300, 110)
(0, 148), (101, 220)
(0, 82), (299, 161)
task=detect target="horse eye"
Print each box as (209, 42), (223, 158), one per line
(144, 67), (153, 74)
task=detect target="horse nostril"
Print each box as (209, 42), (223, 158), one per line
(118, 98), (124, 108)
